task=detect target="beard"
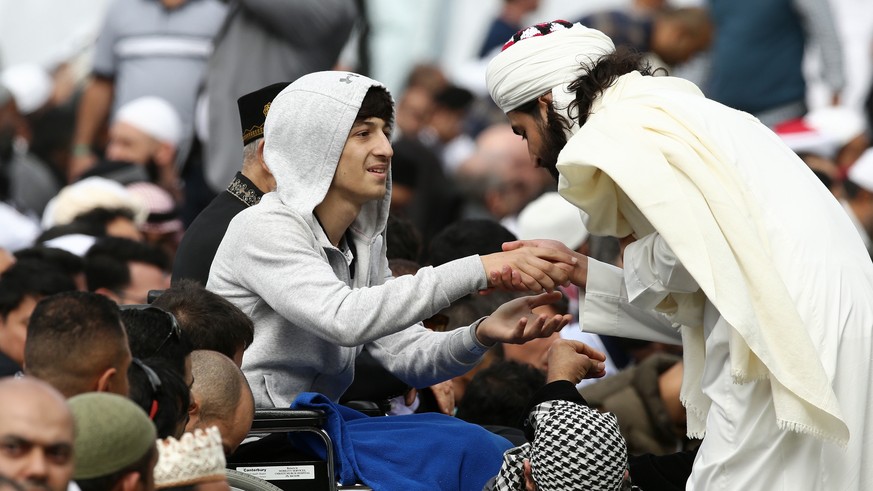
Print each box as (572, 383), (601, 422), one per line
(537, 105), (569, 182)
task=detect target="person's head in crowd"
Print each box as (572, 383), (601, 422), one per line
(14, 247), (87, 291)
(427, 218), (517, 266)
(68, 392), (158, 491)
(0, 377), (74, 491)
(0, 64), (53, 119)
(106, 97), (182, 170)
(465, 124), (550, 219)
(186, 350), (254, 456)
(404, 63), (449, 95)
(455, 360), (545, 429)
(386, 214), (423, 262)
(153, 427), (228, 491)
(121, 306), (194, 385)
(517, 192), (590, 255)
(427, 85), (475, 145)
(125, 182), (184, 260)
(85, 237), (171, 305)
(0, 260), (76, 372)
(648, 7), (713, 66)
(395, 85), (435, 139)
(237, 82), (285, 193)
(72, 207), (143, 242)
(151, 280), (254, 366)
(128, 358), (191, 439)
(43, 178), (147, 230)
(24, 292), (131, 398)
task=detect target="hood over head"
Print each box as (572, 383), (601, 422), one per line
(263, 71), (394, 238)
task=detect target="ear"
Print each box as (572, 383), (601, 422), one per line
(96, 367), (118, 393)
(94, 287), (122, 304)
(257, 139), (271, 175)
(153, 141), (176, 168)
(116, 471), (141, 491)
(185, 394), (201, 432)
(537, 92), (553, 105)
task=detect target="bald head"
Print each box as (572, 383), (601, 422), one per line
(186, 351), (254, 456)
(0, 377), (74, 491)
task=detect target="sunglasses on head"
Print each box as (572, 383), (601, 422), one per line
(143, 306), (182, 359)
(131, 357), (162, 420)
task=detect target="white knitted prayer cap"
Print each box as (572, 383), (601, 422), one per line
(113, 96), (183, 146)
(154, 426), (226, 489)
(517, 192), (589, 250)
(0, 63), (53, 114)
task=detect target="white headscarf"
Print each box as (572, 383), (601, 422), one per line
(485, 21), (615, 114)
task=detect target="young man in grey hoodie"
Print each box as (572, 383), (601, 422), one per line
(207, 71), (589, 409)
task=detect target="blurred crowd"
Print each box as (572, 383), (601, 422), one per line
(1, 0), (872, 490)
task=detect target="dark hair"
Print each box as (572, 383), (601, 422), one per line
(121, 307), (193, 377)
(151, 279), (254, 360)
(24, 291), (127, 395)
(76, 442), (156, 491)
(36, 221), (104, 243)
(0, 259), (76, 318)
(14, 246), (84, 278)
(456, 360), (546, 429)
(128, 357), (191, 439)
(433, 85), (474, 111)
(515, 46), (657, 128)
(386, 214), (422, 261)
(356, 86), (394, 130)
(72, 207), (137, 233)
(84, 237), (169, 292)
(427, 219), (517, 266)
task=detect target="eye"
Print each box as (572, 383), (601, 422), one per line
(0, 439), (28, 457)
(46, 445), (72, 465)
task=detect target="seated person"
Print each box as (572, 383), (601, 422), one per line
(207, 71), (577, 411)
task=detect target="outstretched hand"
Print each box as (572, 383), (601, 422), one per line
(497, 239), (589, 289)
(546, 338), (607, 384)
(475, 291), (572, 346)
(480, 245), (577, 293)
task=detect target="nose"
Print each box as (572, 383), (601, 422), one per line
(22, 449), (48, 481)
(375, 131), (393, 159)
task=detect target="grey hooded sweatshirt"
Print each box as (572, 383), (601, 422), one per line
(208, 72), (491, 408)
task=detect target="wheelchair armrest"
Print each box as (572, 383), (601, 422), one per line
(251, 408), (327, 432)
(342, 400), (386, 417)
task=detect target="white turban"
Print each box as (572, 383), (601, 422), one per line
(113, 96), (183, 146)
(486, 21), (615, 114)
(0, 64), (53, 115)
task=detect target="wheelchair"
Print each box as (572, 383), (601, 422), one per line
(227, 406), (380, 491)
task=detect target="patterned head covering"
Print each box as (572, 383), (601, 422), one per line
(492, 400), (628, 491)
(485, 20), (615, 114)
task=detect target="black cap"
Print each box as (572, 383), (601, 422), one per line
(237, 82), (289, 145)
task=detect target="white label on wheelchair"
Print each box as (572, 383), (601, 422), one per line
(236, 465), (316, 481)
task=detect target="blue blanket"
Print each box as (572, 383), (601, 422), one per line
(289, 392), (513, 491)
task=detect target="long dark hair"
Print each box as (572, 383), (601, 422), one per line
(515, 46), (660, 128)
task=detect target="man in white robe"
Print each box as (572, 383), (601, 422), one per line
(485, 20), (873, 490)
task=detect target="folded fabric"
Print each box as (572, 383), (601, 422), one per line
(290, 392), (512, 491)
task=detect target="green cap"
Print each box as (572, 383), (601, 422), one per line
(69, 393), (157, 480)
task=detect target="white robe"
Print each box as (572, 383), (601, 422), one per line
(563, 73), (873, 490)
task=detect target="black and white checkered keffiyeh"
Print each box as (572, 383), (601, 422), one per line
(491, 400), (628, 491)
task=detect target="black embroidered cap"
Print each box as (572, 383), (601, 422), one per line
(237, 82), (289, 145)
